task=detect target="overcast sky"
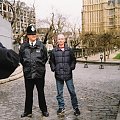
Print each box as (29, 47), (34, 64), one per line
(20, 0), (83, 27)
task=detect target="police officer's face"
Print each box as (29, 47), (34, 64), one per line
(27, 34), (37, 42)
(57, 34), (65, 46)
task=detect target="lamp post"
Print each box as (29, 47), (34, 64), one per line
(99, 54), (104, 69)
(84, 55), (88, 68)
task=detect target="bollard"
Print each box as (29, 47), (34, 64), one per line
(99, 54), (104, 69)
(84, 55), (88, 68)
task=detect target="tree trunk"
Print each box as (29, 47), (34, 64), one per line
(104, 50), (106, 62)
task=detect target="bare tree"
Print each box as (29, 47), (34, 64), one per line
(38, 12), (68, 46)
(70, 25), (81, 48)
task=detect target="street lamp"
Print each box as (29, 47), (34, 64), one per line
(84, 55), (88, 68)
(99, 54), (104, 69)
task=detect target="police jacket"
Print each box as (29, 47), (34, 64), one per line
(49, 44), (76, 81)
(19, 40), (48, 79)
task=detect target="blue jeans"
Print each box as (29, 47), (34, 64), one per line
(56, 79), (78, 109)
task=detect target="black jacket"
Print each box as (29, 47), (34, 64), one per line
(49, 45), (76, 81)
(19, 40), (48, 79)
(0, 42), (19, 79)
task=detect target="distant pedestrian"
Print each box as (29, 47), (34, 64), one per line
(19, 24), (49, 118)
(49, 33), (80, 116)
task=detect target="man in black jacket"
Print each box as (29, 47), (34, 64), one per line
(0, 42), (19, 79)
(49, 34), (80, 116)
(19, 24), (49, 118)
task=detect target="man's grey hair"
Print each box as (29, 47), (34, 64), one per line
(57, 33), (65, 39)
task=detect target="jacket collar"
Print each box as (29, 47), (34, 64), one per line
(35, 40), (42, 46)
(24, 39), (42, 48)
(29, 40), (36, 46)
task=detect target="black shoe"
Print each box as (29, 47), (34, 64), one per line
(21, 112), (32, 118)
(57, 108), (65, 115)
(42, 111), (49, 117)
(74, 108), (80, 116)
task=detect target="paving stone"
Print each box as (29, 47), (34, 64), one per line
(0, 64), (120, 120)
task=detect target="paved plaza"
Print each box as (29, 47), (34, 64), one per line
(0, 63), (120, 120)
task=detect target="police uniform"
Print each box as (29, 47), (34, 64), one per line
(19, 24), (49, 117)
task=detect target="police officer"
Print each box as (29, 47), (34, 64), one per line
(19, 24), (49, 117)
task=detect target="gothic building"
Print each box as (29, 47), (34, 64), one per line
(82, 0), (120, 33)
